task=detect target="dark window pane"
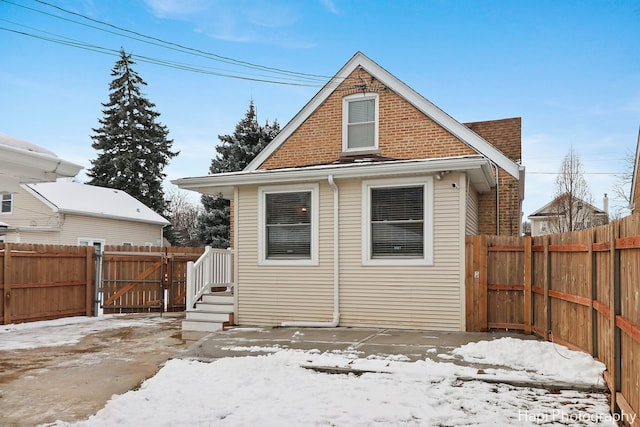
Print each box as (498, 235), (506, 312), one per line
(266, 225), (311, 258)
(370, 186), (424, 258)
(265, 191), (311, 260)
(266, 192), (311, 224)
(371, 187), (423, 222)
(372, 222), (424, 257)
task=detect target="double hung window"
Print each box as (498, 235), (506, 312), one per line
(363, 177), (433, 265)
(343, 93), (378, 152)
(1, 194), (12, 214)
(259, 184), (318, 265)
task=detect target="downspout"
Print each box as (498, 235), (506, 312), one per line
(281, 175), (340, 327)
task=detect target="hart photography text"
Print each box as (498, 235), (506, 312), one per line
(518, 409), (636, 425)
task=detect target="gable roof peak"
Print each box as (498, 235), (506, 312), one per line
(246, 52), (521, 179)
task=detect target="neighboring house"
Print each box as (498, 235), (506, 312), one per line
(174, 52), (525, 331)
(0, 181), (170, 249)
(0, 132), (82, 189)
(1, 132), (83, 242)
(631, 126), (640, 213)
(527, 193), (609, 237)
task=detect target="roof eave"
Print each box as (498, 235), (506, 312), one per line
(59, 209), (170, 226)
(173, 156), (496, 199)
(0, 145), (83, 182)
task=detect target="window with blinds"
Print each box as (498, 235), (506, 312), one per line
(265, 191), (311, 259)
(343, 94), (378, 151)
(370, 186), (424, 258)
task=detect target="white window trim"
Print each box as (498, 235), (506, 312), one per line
(342, 93), (379, 152)
(258, 183), (319, 266)
(361, 176), (434, 266)
(78, 238), (105, 254)
(1, 194), (13, 215)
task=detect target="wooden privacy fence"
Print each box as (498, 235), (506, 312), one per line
(0, 243), (94, 325)
(1, 244), (204, 324)
(101, 245), (203, 313)
(466, 212), (640, 424)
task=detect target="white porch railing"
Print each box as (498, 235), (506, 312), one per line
(186, 247), (234, 309)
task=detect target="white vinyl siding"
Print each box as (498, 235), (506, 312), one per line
(235, 174), (466, 331)
(342, 93), (378, 152)
(0, 186), (164, 245)
(340, 175), (464, 331)
(237, 184), (334, 326)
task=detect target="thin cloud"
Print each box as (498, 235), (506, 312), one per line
(143, 0), (210, 18)
(320, 0), (340, 15)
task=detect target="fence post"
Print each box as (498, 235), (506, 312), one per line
(186, 261), (194, 310)
(543, 236), (551, 341)
(523, 236), (532, 334)
(85, 246), (94, 317)
(3, 243), (11, 325)
(589, 229), (597, 358)
(608, 221), (619, 413)
(475, 235), (488, 332)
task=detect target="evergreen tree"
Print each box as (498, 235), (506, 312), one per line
(198, 101), (279, 247)
(87, 49), (178, 217)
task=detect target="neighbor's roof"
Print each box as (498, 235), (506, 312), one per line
(24, 181), (170, 225)
(245, 51), (522, 179)
(0, 133), (83, 183)
(527, 193), (606, 219)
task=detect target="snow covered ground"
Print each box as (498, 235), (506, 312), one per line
(0, 316), (625, 426)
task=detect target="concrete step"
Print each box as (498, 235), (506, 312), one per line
(196, 301), (233, 312)
(186, 310), (233, 323)
(181, 319), (224, 333)
(201, 293), (234, 304)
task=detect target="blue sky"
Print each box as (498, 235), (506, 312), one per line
(1, 0), (639, 219)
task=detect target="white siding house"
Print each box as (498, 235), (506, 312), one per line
(0, 181), (169, 247)
(175, 52), (524, 331)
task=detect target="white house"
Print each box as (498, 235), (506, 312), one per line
(1, 132), (83, 237)
(0, 181), (170, 249)
(174, 52), (525, 332)
(527, 194), (609, 237)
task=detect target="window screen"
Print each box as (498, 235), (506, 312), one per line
(265, 191), (311, 259)
(371, 186), (424, 258)
(347, 98), (375, 149)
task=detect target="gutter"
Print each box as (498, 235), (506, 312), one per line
(0, 144), (83, 179)
(174, 155), (496, 198)
(281, 174), (340, 328)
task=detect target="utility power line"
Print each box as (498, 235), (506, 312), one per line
(0, 0), (340, 87)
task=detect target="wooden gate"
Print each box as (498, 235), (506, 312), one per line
(100, 246), (203, 313)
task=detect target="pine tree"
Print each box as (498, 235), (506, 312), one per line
(198, 101), (279, 247)
(87, 49), (178, 217)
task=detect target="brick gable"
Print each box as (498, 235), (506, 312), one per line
(259, 68), (477, 170)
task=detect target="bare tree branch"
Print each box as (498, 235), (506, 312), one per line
(549, 147), (607, 233)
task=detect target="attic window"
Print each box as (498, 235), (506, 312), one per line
(343, 93), (378, 152)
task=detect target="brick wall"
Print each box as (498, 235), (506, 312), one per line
(464, 117), (522, 162)
(258, 67), (522, 236)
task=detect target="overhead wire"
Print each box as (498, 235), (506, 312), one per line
(30, 0), (331, 80)
(0, 0), (343, 88)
